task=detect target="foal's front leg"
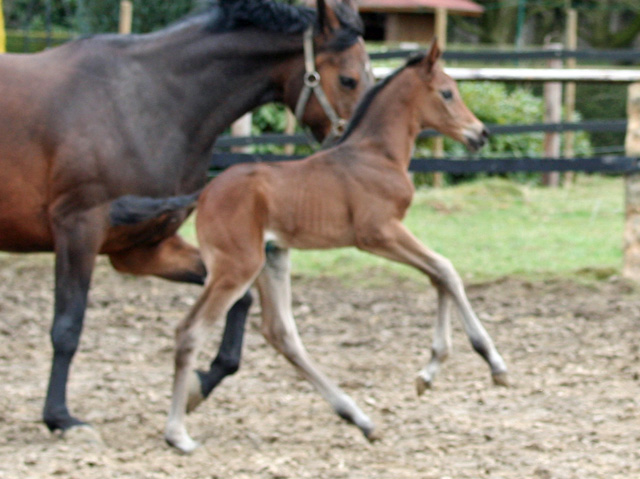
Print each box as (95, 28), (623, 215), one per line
(416, 285), (453, 395)
(255, 246), (376, 439)
(360, 221), (508, 388)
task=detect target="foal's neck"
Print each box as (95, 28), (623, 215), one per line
(343, 71), (422, 170)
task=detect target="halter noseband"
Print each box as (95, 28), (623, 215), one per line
(294, 27), (347, 145)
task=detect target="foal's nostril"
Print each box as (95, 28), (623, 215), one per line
(482, 127), (490, 139)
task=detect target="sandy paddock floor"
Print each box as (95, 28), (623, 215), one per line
(0, 254), (638, 478)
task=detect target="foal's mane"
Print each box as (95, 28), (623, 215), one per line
(335, 53), (426, 145)
(206, 0), (363, 51)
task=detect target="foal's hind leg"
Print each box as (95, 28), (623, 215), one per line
(360, 221), (508, 388)
(109, 234), (254, 411)
(187, 289), (252, 413)
(255, 246), (376, 439)
(165, 267), (259, 453)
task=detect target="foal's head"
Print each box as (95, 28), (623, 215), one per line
(412, 39), (489, 151)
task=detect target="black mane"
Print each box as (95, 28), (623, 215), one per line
(206, 0), (363, 50)
(335, 53), (426, 146)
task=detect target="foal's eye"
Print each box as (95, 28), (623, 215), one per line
(441, 89), (453, 100)
(339, 75), (358, 90)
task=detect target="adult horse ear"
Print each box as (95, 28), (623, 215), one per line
(339, 0), (359, 11)
(316, 0), (340, 35)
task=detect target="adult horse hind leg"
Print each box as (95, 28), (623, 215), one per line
(255, 246), (377, 440)
(44, 207), (108, 436)
(359, 221), (508, 389)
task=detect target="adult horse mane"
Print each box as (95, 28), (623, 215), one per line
(0, 0), (372, 438)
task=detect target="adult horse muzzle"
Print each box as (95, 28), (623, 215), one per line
(294, 27), (348, 147)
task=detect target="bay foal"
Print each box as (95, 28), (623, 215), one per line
(165, 40), (508, 452)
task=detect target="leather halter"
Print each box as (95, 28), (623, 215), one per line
(294, 27), (347, 145)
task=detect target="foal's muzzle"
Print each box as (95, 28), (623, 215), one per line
(464, 126), (490, 153)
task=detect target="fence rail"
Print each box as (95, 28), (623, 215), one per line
(210, 153), (639, 174)
(370, 48), (640, 63)
(214, 119), (628, 149)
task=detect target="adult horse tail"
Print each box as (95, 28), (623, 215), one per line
(109, 191), (201, 227)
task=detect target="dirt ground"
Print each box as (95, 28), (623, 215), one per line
(0, 254), (638, 479)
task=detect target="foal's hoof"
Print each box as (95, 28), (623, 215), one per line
(364, 428), (383, 443)
(492, 371), (510, 387)
(165, 434), (200, 454)
(186, 370), (205, 414)
(415, 373), (433, 396)
(60, 424), (104, 447)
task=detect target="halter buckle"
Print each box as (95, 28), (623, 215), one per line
(304, 71), (321, 88)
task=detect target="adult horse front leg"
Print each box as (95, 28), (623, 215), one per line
(109, 234), (253, 412)
(43, 208), (107, 434)
(359, 221), (509, 390)
(255, 246), (376, 439)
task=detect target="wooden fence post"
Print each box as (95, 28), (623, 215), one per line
(231, 113), (253, 153)
(562, 8), (578, 187)
(432, 7), (448, 188)
(284, 108), (296, 155)
(119, 1), (133, 35)
(542, 42), (562, 187)
(0, 0), (5, 53)
(623, 83), (640, 281)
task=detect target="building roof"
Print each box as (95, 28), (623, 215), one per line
(357, 0), (484, 16)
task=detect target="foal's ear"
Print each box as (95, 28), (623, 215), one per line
(423, 37), (442, 73)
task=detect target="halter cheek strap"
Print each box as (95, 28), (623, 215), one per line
(294, 27), (347, 145)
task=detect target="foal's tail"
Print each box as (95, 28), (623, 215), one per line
(109, 190), (201, 226)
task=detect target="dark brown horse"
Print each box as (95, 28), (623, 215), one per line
(0, 0), (372, 436)
(164, 40), (505, 452)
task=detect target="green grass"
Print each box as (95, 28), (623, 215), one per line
(181, 175), (625, 285)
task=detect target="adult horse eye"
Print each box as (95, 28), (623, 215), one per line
(441, 89), (453, 100)
(339, 75), (358, 90)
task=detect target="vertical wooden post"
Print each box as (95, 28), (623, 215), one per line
(623, 83), (640, 281)
(432, 8), (448, 188)
(562, 8), (578, 187)
(542, 42), (562, 187)
(284, 108), (297, 155)
(0, 0), (5, 53)
(119, 1), (133, 35)
(231, 113), (253, 153)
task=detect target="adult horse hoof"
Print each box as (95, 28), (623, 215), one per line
(492, 371), (510, 387)
(60, 424), (104, 447)
(415, 373), (433, 396)
(186, 370), (205, 414)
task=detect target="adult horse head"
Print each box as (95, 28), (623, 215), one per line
(0, 0), (371, 437)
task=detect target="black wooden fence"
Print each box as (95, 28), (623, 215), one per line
(210, 47), (640, 175)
